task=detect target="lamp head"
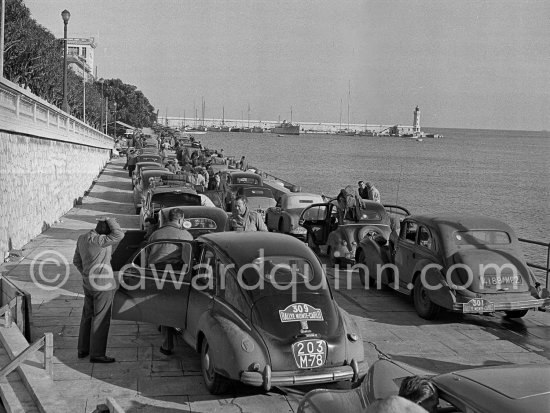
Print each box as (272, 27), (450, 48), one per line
(61, 10), (71, 24)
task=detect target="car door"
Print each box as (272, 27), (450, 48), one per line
(394, 220), (419, 288)
(112, 240), (194, 329)
(185, 243), (217, 340)
(299, 203), (332, 245)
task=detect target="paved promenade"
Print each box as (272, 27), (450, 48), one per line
(1, 157), (549, 412)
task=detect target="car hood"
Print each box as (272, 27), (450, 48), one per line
(451, 249), (530, 293)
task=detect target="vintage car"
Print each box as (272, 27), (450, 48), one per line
(136, 154), (162, 164)
(299, 195), (409, 266)
(111, 232), (366, 394)
(132, 161), (163, 187)
(157, 206), (230, 236)
(133, 169), (174, 214)
(139, 186), (201, 229)
(356, 214), (550, 319)
(233, 186), (276, 220)
(266, 192), (324, 238)
(298, 358), (550, 413)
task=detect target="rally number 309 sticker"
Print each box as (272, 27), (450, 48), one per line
(279, 303), (324, 323)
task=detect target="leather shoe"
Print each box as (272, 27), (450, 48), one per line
(159, 346), (172, 356)
(77, 352), (89, 359)
(90, 356), (116, 363)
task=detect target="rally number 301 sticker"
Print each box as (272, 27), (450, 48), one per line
(279, 303), (324, 323)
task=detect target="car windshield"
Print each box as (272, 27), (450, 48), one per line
(151, 192), (201, 208)
(242, 187), (274, 198)
(454, 230), (511, 245)
(286, 196), (323, 209)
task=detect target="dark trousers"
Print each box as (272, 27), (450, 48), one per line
(161, 326), (175, 351)
(128, 164), (136, 177)
(78, 286), (115, 357)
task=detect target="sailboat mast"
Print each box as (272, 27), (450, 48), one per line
(290, 106), (293, 124)
(347, 80), (350, 130)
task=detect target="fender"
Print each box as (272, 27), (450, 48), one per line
(412, 261), (456, 309)
(194, 312), (270, 381)
(339, 309), (365, 364)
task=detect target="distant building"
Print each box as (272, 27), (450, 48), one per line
(65, 37), (96, 80)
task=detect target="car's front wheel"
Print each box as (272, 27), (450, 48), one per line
(413, 276), (440, 319)
(504, 309), (529, 318)
(201, 337), (229, 394)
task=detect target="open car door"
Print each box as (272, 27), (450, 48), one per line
(299, 203), (334, 246)
(112, 239), (195, 329)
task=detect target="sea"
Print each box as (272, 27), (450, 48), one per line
(196, 128), (549, 272)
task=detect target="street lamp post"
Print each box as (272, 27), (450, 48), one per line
(113, 101), (117, 140)
(98, 79), (104, 132)
(61, 9), (70, 112)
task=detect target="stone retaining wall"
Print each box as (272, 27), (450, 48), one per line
(0, 131), (110, 256)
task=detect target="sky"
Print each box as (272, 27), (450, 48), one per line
(24, 0), (549, 130)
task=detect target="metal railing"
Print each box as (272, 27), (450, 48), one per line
(519, 238), (550, 290)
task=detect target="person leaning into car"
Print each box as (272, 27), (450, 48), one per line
(231, 195), (268, 232)
(147, 208), (193, 355)
(73, 217), (124, 363)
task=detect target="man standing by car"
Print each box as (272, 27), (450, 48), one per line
(366, 182), (381, 203)
(231, 195), (268, 232)
(73, 217), (124, 363)
(147, 208), (193, 355)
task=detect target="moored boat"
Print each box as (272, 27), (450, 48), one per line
(272, 122), (300, 135)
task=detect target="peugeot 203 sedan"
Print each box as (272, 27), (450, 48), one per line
(266, 193), (324, 238)
(300, 193), (409, 266)
(111, 232), (366, 394)
(298, 358), (550, 413)
(356, 214), (550, 319)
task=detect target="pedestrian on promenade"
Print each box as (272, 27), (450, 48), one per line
(358, 180), (370, 200)
(231, 195), (268, 232)
(127, 150), (138, 178)
(236, 156), (247, 171)
(73, 217), (124, 363)
(366, 182), (381, 203)
(398, 376), (439, 413)
(147, 208), (193, 355)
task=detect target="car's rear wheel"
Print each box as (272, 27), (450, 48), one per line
(201, 337), (229, 394)
(307, 233), (319, 254)
(504, 309), (529, 318)
(413, 276), (440, 320)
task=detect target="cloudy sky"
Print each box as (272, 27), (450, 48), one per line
(25, 0), (549, 130)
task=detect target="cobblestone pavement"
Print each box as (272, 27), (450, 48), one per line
(1, 157), (548, 412)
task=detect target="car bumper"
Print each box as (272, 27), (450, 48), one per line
(452, 295), (550, 312)
(240, 359), (366, 391)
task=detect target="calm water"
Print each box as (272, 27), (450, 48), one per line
(198, 128), (549, 264)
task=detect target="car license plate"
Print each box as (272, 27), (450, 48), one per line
(292, 339), (327, 369)
(463, 298), (494, 313)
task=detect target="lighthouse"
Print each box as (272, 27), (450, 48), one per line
(413, 106), (420, 135)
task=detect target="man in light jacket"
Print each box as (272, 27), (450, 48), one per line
(73, 217), (124, 363)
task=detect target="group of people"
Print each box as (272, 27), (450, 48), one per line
(358, 180), (381, 203)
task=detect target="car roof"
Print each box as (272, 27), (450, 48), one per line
(198, 232), (317, 267)
(142, 170), (172, 178)
(435, 364), (550, 412)
(406, 214), (514, 232)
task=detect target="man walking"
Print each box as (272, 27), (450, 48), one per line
(73, 217), (124, 363)
(231, 195), (268, 232)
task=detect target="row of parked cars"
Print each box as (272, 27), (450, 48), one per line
(113, 142), (549, 410)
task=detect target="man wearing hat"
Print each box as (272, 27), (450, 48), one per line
(73, 217), (124, 363)
(366, 182), (381, 203)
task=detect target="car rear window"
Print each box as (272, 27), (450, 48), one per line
(243, 188), (274, 198)
(454, 230), (511, 245)
(286, 196), (323, 209)
(234, 177), (260, 185)
(252, 256), (314, 285)
(151, 193), (201, 208)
